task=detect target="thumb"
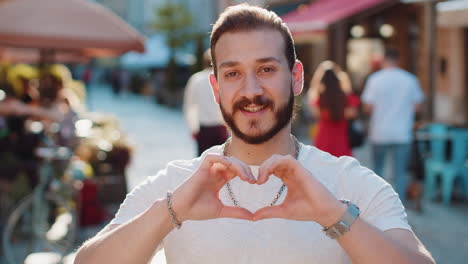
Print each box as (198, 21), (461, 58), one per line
(253, 205), (285, 221)
(219, 206), (253, 221)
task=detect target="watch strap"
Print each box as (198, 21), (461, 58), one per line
(323, 200), (360, 239)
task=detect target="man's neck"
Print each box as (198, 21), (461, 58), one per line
(382, 61), (398, 69)
(225, 127), (297, 166)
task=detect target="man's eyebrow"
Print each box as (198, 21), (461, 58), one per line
(219, 61), (239, 69)
(256, 57), (281, 64)
(219, 57), (282, 69)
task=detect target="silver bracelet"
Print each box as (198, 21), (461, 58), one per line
(166, 191), (182, 229)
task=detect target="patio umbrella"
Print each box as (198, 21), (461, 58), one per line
(0, 0), (145, 59)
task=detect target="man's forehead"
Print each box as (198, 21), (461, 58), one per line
(213, 29), (287, 65)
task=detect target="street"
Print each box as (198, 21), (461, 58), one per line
(88, 85), (196, 191)
(1, 0), (468, 263)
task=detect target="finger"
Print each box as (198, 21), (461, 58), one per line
(226, 157), (255, 184)
(259, 155), (297, 185)
(219, 205), (253, 221)
(229, 157), (256, 183)
(252, 205), (286, 221)
(257, 155), (281, 185)
(200, 154), (231, 170)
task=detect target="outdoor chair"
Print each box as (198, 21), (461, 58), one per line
(419, 124), (468, 204)
(417, 123), (448, 202)
(437, 129), (468, 204)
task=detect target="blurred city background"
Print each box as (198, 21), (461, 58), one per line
(0, 0), (467, 263)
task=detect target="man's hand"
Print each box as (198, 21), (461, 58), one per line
(171, 154), (256, 223)
(254, 154), (346, 227)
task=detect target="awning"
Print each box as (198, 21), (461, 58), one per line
(0, 0), (145, 57)
(437, 0), (468, 27)
(282, 0), (392, 35)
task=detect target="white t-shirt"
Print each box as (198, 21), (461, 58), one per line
(110, 144), (411, 264)
(183, 69), (224, 134)
(362, 68), (424, 144)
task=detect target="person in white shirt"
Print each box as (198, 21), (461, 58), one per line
(362, 48), (424, 203)
(183, 50), (228, 155)
(75, 4), (434, 264)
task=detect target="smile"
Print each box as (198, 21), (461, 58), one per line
(242, 105), (266, 113)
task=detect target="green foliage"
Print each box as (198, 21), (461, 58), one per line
(153, 2), (194, 53)
(152, 2), (194, 93)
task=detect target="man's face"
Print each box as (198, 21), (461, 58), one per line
(210, 29), (302, 144)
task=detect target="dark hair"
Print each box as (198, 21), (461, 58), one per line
(384, 47), (400, 62)
(203, 49), (211, 68)
(210, 4), (296, 77)
(319, 69), (346, 121)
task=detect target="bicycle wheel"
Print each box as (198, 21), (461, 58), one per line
(2, 191), (77, 264)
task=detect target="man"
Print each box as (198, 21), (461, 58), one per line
(75, 5), (433, 264)
(183, 49), (228, 155)
(362, 48), (424, 203)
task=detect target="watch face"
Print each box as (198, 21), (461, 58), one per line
(335, 222), (349, 234)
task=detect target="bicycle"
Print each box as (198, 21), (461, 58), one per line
(2, 144), (78, 264)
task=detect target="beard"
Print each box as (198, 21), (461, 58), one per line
(219, 88), (295, 145)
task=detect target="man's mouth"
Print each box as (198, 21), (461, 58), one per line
(242, 104), (266, 113)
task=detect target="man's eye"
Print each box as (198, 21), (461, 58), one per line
(262, 67), (274, 73)
(226, 72), (238, 78)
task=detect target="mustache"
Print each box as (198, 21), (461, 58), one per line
(232, 95), (273, 112)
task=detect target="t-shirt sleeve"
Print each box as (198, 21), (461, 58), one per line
(361, 76), (377, 105)
(109, 159), (196, 226)
(109, 168), (172, 225)
(339, 157), (412, 232)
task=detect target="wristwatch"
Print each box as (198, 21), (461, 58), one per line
(323, 200), (360, 239)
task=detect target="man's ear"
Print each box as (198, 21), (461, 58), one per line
(292, 60), (304, 96)
(209, 73), (220, 104)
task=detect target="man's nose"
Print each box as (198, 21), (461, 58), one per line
(241, 72), (263, 99)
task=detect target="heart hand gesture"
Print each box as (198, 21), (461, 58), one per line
(254, 154), (346, 227)
(171, 154), (256, 223)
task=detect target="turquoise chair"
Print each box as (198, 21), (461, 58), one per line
(438, 129), (468, 204)
(421, 124), (468, 204)
(420, 123), (449, 201)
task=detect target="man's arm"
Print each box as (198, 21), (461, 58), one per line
(338, 219), (434, 264)
(75, 199), (173, 264)
(74, 154), (255, 264)
(363, 103), (372, 116)
(361, 76), (375, 117)
(254, 155), (435, 264)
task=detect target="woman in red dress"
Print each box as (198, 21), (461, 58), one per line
(308, 61), (359, 157)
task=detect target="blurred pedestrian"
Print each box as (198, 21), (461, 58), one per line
(120, 68), (130, 94)
(183, 49), (228, 155)
(308, 61), (359, 157)
(110, 67), (122, 96)
(76, 5), (433, 264)
(362, 47), (424, 203)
